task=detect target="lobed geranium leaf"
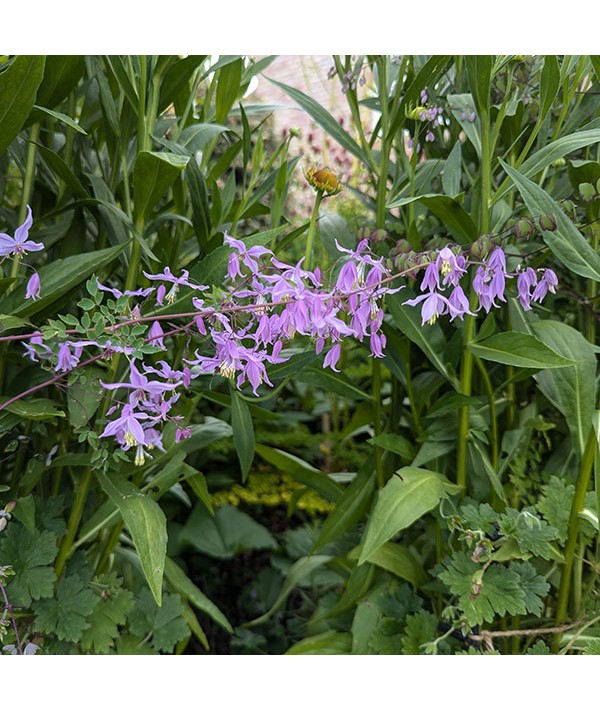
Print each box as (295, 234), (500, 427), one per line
(33, 574), (98, 642)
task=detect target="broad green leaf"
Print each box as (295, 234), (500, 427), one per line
(442, 140), (462, 197)
(357, 541), (428, 587)
(466, 55), (493, 115)
(539, 56), (560, 124)
(0, 397), (65, 421)
(37, 143), (88, 197)
(320, 210), (355, 259)
(79, 574), (134, 654)
(359, 467), (460, 564)
(469, 439), (507, 503)
(468, 332), (576, 369)
(0, 314), (28, 332)
(0, 243), (127, 317)
(12, 494), (36, 532)
(133, 150), (189, 220)
(129, 589), (188, 653)
(368, 433), (415, 462)
(532, 321), (597, 458)
(285, 632), (352, 655)
(386, 291), (457, 387)
(230, 387), (255, 481)
(67, 367), (104, 430)
(313, 461), (376, 551)
(246, 555), (332, 627)
(401, 610), (439, 654)
(386, 194), (477, 244)
(33, 574), (98, 642)
(496, 132), (600, 203)
(0, 55), (45, 154)
(98, 472), (168, 606)
(0, 525), (57, 606)
(179, 503), (276, 559)
(267, 77), (370, 165)
(215, 58), (243, 124)
(255, 444), (343, 502)
(33, 55), (85, 110)
(164, 557), (233, 633)
(186, 152), (211, 249)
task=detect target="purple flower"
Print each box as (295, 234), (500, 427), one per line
(532, 268), (558, 303)
(224, 233), (273, 278)
(447, 285), (474, 320)
(25, 272), (41, 300)
(436, 247), (466, 287)
(23, 332), (52, 362)
(147, 320), (165, 349)
(517, 267), (537, 310)
(99, 403), (153, 448)
(323, 343), (342, 371)
(54, 343), (83, 372)
(100, 360), (178, 405)
(0, 206), (44, 257)
(405, 291), (452, 325)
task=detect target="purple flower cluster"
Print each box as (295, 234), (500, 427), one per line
(14, 204), (558, 467)
(406, 245), (558, 325)
(418, 88), (444, 143)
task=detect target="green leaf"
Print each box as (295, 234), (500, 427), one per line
(386, 194), (477, 244)
(359, 542), (428, 587)
(313, 462), (376, 551)
(33, 574), (98, 642)
(537, 476), (575, 543)
(267, 77), (370, 165)
(359, 467), (460, 564)
(179, 503), (277, 559)
(510, 561), (550, 617)
(495, 129), (600, 204)
(539, 56), (560, 124)
(33, 55), (85, 110)
(468, 332), (576, 369)
(129, 589), (188, 653)
(33, 105), (87, 134)
(401, 610), (439, 654)
(369, 433), (415, 462)
(230, 387), (254, 482)
(246, 555), (332, 627)
(447, 94), (481, 157)
(285, 631), (352, 655)
(499, 507), (559, 560)
(186, 157), (211, 250)
(164, 557), (233, 633)
(531, 321), (597, 458)
(255, 444), (343, 503)
(0, 55), (45, 154)
(386, 292), (456, 387)
(296, 362), (370, 401)
(439, 551), (526, 626)
(466, 55), (493, 115)
(442, 140), (462, 197)
(79, 573), (134, 654)
(12, 495), (36, 532)
(501, 159), (600, 281)
(67, 367), (104, 430)
(0, 525), (57, 606)
(98, 472), (167, 606)
(215, 58), (243, 124)
(133, 150), (189, 220)
(0, 243), (127, 317)
(0, 397), (65, 421)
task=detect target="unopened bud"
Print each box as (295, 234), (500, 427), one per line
(579, 182), (597, 203)
(513, 218), (534, 239)
(551, 157), (566, 168)
(537, 214), (557, 232)
(395, 239), (411, 254)
(4, 501), (16, 514)
(371, 229), (386, 244)
(471, 234), (493, 260)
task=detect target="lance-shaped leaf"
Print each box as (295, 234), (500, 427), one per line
(358, 467), (460, 564)
(98, 472), (167, 606)
(133, 151), (189, 220)
(386, 194), (478, 244)
(0, 55), (45, 154)
(468, 332), (576, 370)
(230, 387), (255, 482)
(501, 159), (600, 281)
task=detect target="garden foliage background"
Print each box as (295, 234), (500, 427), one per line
(0, 54), (599, 656)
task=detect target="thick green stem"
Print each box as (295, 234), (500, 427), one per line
(456, 307), (476, 491)
(55, 469), (93, 579)
(304, 191), (323, 271)
(372, 359), (384, 489)
(552, 428), (596, 651)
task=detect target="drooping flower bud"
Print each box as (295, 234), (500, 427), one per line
(537, 214), (557, 232)
(513, 218), (534, 239)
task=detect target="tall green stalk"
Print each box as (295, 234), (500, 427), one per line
(304, 191), (323, 272)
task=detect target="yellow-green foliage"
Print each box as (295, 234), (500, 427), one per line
(212, 472), (334, 517)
